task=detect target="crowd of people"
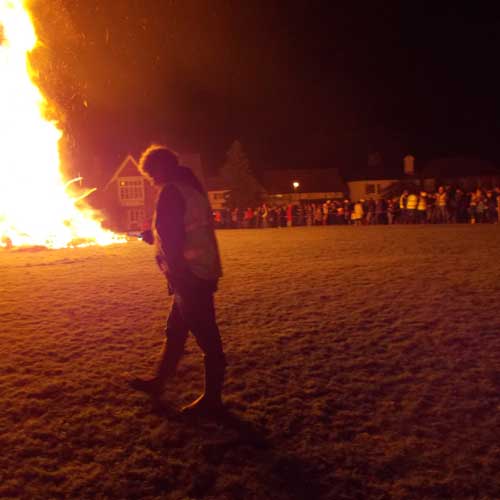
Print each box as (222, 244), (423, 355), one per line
(213, 186), (500, 228)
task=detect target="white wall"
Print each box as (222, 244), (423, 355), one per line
(208, 190), (229, 210)
(347, 179), (399, 201)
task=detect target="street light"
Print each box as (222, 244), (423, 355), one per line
(292, 181), (300, 192)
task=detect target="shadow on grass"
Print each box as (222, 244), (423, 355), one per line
(150, 400), (323, 499)
(151, 399), (268, 448)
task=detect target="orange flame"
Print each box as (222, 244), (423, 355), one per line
(0, 0), (124, 248)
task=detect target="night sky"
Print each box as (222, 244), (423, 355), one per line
(30, 1), (500, 180)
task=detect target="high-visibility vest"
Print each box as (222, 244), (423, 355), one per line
(156, 181), (222, 281)
(354, 202), (363, 219)
(417, 195), (427, 211)
(437, 192), (447, 207)
(407, 194), (418, 210)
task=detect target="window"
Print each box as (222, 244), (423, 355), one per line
(128, 208), (145, 230)
(129, 209), (144, 222)
(118, 177), (144, 203)
(365, 183), (376, 194)
(209, 192), (227, 201)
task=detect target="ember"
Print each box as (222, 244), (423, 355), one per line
(0, 0), (123, 249)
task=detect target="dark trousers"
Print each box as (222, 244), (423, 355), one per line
(163, 284), (226, 377)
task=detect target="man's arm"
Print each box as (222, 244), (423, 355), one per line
(156, 185), (186, 273)
(156, 185), (203, 295)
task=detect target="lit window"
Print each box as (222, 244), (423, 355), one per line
(118, 177), (144, 203)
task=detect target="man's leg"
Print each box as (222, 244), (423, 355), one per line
(130, 300), (188, 396)
(157, 300), (190, 381)
(177, 288), (226, 416)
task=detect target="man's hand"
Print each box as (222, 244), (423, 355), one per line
(140, 229), (154, 245)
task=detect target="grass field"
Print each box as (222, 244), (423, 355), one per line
(1, 225), (499, 499)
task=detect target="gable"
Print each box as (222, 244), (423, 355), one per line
(105, 155), (140, 190)
(119, 160), (140, 177)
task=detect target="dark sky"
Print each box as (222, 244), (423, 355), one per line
(30, 1), (500, 179)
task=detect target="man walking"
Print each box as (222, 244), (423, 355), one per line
(130, 145), (226, 417)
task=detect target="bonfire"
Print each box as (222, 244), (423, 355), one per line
(0, 0), (123, 249)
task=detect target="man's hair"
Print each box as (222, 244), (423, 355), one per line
(138, 144), (179, 179)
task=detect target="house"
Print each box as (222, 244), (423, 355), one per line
(347, 177), (404, 201)
(419, 157), (500, 192)
(261, 168), (347, 203)
(102, 153), (204, 232)
(203, 168), (347, 211)
(344, 155), (412, 201)
(346, 155), (500, 200)
(205, 177), (229, 210)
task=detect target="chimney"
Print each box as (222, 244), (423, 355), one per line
(404, 154), (415, 176)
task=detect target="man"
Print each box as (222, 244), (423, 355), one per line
(496, 187), (500, 223)
(435, 186), (448, 223)
(417, 192), (427, 224)
(406, 191), (418, 223)
(130, 145), (226, 417)
(399, 190), (408, 224)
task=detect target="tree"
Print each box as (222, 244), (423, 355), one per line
(220, 140), (263, 208)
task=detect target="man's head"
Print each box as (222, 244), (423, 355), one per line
(138, 145), (179, 186)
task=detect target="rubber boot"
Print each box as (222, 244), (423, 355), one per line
(181, 356), (226, 417)
(129, 340), (182, 397)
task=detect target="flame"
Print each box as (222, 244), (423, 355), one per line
(0, 0), (124, 249)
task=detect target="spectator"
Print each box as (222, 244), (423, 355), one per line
(305, 203), (313, 226)
(475, 190), (486, 224)
(417, 192), (427, 223)
(455, 188), (468, 223)
(447, 189), (458, 223)
(435, 186), (448, 223)
(497, 188), (500, 223)
(375, 198), (387, 224)
(280, 206), (287, 227)
(352, 200), (364, 226)
(314, 204), (323, 225)
(213, 210), (222, 228)
(335, 202), (345, 225)
(343, 199), (352, 225)
(406, 192), (418, 223)
(365, 198), (376, 225)
(387, 198), (396, 225)
(486, 191), (497, 223)
(322, 200), (330, 225)
(231, 208), (240, 228)
(399, 190), (408, 223)
(261, 203), (269, 228)
(243, 207), (254, 228)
